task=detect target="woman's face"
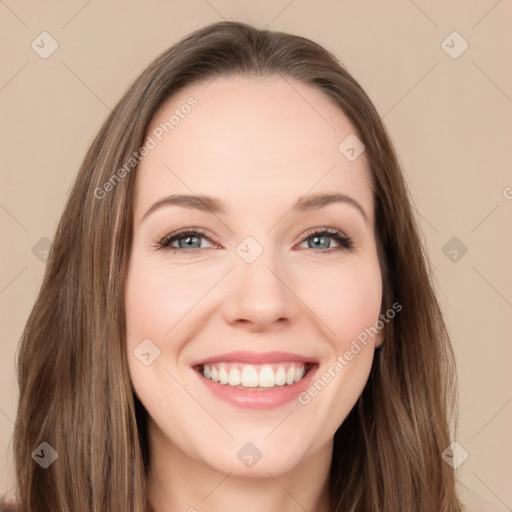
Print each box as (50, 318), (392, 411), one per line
(125, 74), (384, 477)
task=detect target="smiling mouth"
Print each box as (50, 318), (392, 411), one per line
(194, 362), (315, 390)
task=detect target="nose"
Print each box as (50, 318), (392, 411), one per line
(221, 249), (298, 332)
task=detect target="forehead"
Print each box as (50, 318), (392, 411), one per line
(135, 74), (373, 222)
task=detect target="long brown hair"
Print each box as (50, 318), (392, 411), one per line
(2, 20), (462, 511)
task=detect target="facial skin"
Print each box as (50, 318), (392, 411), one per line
(125, 74), (384, 512)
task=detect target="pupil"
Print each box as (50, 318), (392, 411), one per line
(180, 235), (200, 248)
(176, 234), (332, 250)
(311, 235), (329, 249)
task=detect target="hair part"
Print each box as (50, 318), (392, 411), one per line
(4, 20), (462, 512)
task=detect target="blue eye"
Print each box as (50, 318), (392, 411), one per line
(158, 228), (215, 251)
(156, 227), (354, 254)
(298, 228), (354, 253)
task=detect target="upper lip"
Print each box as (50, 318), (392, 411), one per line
(190, 350), (318, 367)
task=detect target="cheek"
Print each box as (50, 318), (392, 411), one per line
(295, 257), (383, 346)
(124, 254), (199, 417)
(296, 263), (381, 430)
(124, 255), (210, 345)
(125, 248), (383, 350)
(124, 250), (222, 405)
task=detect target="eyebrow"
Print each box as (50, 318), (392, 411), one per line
(141, 192), (370, 225)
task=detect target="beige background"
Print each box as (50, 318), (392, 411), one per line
(1, 0), (511, 509)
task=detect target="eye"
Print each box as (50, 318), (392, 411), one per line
(155, 227), (354, 254)
(297, 228), (354, 254)
(156, 228), (218, 253)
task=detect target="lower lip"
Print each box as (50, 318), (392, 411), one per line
(194, 365), (318, 410)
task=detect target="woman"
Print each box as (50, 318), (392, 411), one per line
(2, 20), (464, 511)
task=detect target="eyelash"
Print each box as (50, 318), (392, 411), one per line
(155, 227), (354, 255)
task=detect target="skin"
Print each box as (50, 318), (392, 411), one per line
(125, 74), (384, 512)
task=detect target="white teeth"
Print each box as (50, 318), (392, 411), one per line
(228, 367), (241, 386)
(275, 366), (287, 385)
(240, 365), (259, 387)
(201, 362), (308, 389)
(258, 365), (275, 388)
(294, 366), (305, 382)
(218, 367), (229, 385)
